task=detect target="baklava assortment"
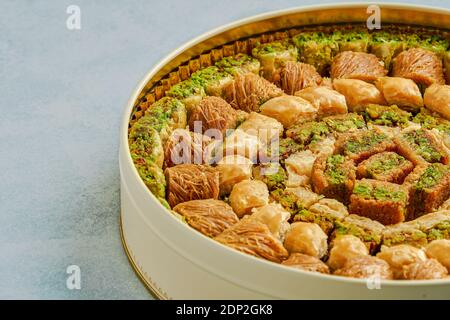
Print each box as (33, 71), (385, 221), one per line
(129, 26), (450, 280)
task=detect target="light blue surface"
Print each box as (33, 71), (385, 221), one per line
(0, 0), (449, 299)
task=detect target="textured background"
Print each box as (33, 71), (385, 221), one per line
(0, 0), (449, 299)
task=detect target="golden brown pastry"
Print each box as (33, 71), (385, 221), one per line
(278, 61), (322, 95)
(222, 129), (262, 162)
(163, 129), (211, 168)
(327, 235), (369, 271)
(283, 222), (328, 258)
(282, 253), (330, 274)
(425, 239), (450, 272)
(392, 48), (445, 87)
(284, 150), (318, 186)
(402, 258), (448, 280)
(377, 244), (427, 279)
(238, 112), (283, 144)
(222, 73), (283, 112)
(295, 86), (348, 118)
(333, 79), (387, 112)
(215, 218), (289, 263)
(423, 84), (450, 120)
(165, 164), (220, 207)
(173, 199), (239, 237)
(374, 77), (424, 112)
(260, 95), (318, 128)
(334, 255), (394, 280)
(229, 179), (269, 217)
(248, 203), (290, 240)
(331, 51), (388, 82)
(188, 96), (238, 135)
(216, 155), (253, 196)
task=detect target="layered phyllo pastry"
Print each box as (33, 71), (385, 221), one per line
(130, 26), (450, 280)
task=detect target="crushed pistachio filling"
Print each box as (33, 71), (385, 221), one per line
(353, 181), (406, 202)
(344, 131), (387, 155)
(334, 221), (381, 243)
(366, 153), (407, 176)
(323, 113), (366, 133)
(403, 130), (444, 163)
(325, 155), (347, 185)
(363, 104), (411, 127)
(415, 163), (448, 191)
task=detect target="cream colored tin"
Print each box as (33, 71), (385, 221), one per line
(120, 3), (450, 299)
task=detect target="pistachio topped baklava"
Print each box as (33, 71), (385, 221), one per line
(130, 26), (450, 280)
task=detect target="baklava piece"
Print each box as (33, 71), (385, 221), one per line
(349, 179), (408, 225)
(369, 31), (406, 70)
(404, 164), (450, 217)
(425, 239), (450, 272)
(252, 40), (298, 82)
(165, 164), (219, 207)
(166, 80), (205, 113)
(392, 48), (445, 87)
(129, 119), (164, 168)
(335, 29), (370, 53)
(333, 79), (387, 112)
(284, 150), (317, 187)
(423, 84), (450, 120)
(142, 97), (187, 143)
(190, 66), (234, 97)
(222, 129), (262, 162)
(295, 86), (347, 118)
(402, 259), (448, 280)
(330, 51), (387, 82)
(363, 104), (412, 127)
(374, 77), (424, 112)
(395, 129), (449, 165)
(293, 31), (339, 74)
(381, 221), (428, 248)
(163, 129), (211, 168)
(327, 234), (369, 271)
(282, 253), (330, 274)
(215, 53), (260, 75)
(283, 222), (328, 259)
(286, 120), (330, 147)
(414, 210), (450, 242)
(377, 244), (428, 279)
(252, 163), (287, 191)
(278, 61), (322, 95)
(297, 198), (349, 235)
(334, 256), (393, 280)
(173, 199), (239, 237)
(214, 218), (289, 263)
(188, 96), (238, 136)
(270, 186), (321, 215)
(335, 130), (396, 162)
(248, 203), (291, 240)
(278, 137), (304, 164)
(134, 160), (167, 206)
(260, 95), (318, 128)
(311, 154), (356, 204)
(229, 179), (269, 217)
(356, 152), (413, 183)
(216, 155), (253, 196)
(238, 112), (283, 144)
(333, 214), (385, 254)
(322, 113), (366, 134)
(413, 108), (450, 134)
(221, 73), (283, 112)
